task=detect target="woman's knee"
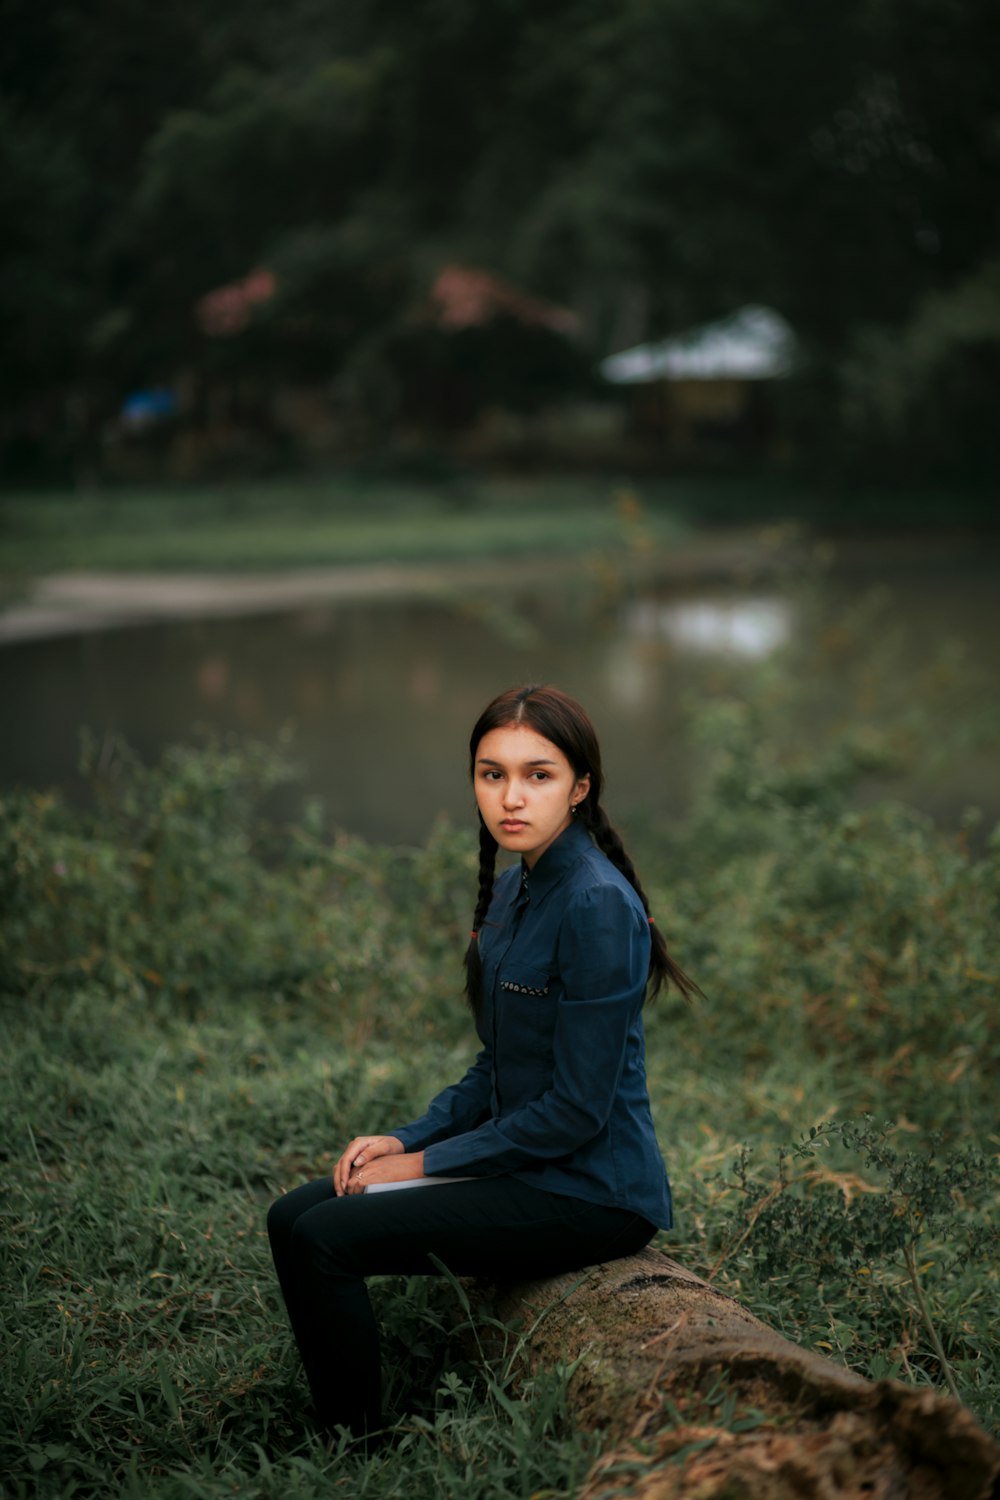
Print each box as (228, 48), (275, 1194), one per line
(287, 1201), (367, 1285)
(267, 1178), (330, 1247)
(267, 1193), (292, 1245)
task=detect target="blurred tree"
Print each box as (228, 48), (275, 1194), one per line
(0, 0), (210, 475)
(453, 0), (999, 470)
(0, 0), (996, 478)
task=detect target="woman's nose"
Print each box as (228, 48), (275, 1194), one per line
(503, 780), (525, 808)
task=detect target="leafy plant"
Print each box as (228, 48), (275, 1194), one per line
(706, 1119), (998, 1415)
(2, 681), (998, 1498)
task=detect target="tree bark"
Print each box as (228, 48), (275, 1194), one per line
(467, 1248), (1000, 1500)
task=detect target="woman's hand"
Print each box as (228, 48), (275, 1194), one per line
(333, 1134), (405, 1196)
(344, 1149), (426, 1195)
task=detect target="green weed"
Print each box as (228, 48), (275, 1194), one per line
(2, 658), (998, 1495)
(0, 476), (692, 582)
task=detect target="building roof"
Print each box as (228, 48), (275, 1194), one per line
(431, 264), (579, 333)
(600, 305), (795, 384)
(195, 268), (277, 338)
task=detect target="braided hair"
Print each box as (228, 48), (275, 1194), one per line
(463, 683), (699, 1014)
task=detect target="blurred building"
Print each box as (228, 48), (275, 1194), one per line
(599, 306), (795, 460)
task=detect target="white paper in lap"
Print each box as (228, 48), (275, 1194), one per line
(362, 1176), (474, 1194)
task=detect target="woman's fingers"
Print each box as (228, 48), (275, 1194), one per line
(333, 1135), (404, 1195)
(352, 1135), (403, 1167)
(333, 1136), (368, 1195)
(345, 1149), (424, 1195)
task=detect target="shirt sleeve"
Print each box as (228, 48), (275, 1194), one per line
(389, 1046), (493, 1152)
(421, 881), (649, 1178)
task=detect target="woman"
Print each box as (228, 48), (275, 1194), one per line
(267, 683), (697, 1441)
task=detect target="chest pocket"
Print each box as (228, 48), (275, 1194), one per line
(498, 971), (550, 997)
(496, 966), (556, 1051)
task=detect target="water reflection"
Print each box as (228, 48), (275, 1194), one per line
(1, 554), (997, 844)
(626, 597), (792, 658)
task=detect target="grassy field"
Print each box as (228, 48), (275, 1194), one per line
(0, 477), (697, 582)
(3, 644), (998, 1498)
(3, 471), (992, 586)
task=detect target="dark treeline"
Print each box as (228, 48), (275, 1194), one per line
(2, 0), (998, 482)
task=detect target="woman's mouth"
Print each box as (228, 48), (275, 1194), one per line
(500, 820), (527, 832)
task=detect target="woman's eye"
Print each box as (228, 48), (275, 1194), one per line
(530, 772), (550, 781)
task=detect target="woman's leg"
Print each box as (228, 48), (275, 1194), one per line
(267, 1178), (385, 1437)
(267, 1176), (654, 1438)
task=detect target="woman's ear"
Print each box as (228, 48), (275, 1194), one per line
(573, 774), (591, 807)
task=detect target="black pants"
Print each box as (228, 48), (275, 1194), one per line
(266, 1175), (656, 1437)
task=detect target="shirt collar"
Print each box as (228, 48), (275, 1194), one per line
(522, 820), (593, 902)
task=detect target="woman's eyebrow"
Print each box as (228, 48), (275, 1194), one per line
(476, 757), (559, 767)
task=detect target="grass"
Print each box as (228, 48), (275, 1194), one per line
(2, 955), (606, 1497)
(0, 476), (698, 581)
(2, 470), (994, 588)
(2, 629), (999, 1497)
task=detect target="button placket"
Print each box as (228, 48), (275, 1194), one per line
(490, 871), (530, 1114)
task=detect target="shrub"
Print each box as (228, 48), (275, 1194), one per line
(2, 701), (997, 1497)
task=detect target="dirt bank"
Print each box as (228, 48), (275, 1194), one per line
(0, 535), (803, 644)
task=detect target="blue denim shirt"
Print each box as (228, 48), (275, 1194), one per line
(392, 821), (673, 1229)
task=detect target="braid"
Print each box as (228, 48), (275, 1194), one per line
(464, 818), (498, 1015)
(581, 800), (701, 1002)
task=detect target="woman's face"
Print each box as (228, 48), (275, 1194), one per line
(474, 724), (590, 868)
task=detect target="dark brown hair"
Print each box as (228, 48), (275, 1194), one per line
(463, 683), (699, 1013)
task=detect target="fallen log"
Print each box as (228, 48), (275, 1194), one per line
(467, 1247), (1000, 1500)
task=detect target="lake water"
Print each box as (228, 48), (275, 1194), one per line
(2, 541), (998, 845)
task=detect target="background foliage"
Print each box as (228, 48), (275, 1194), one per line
(3, 0), (998, 477)
(3, 633), (998, 1498)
